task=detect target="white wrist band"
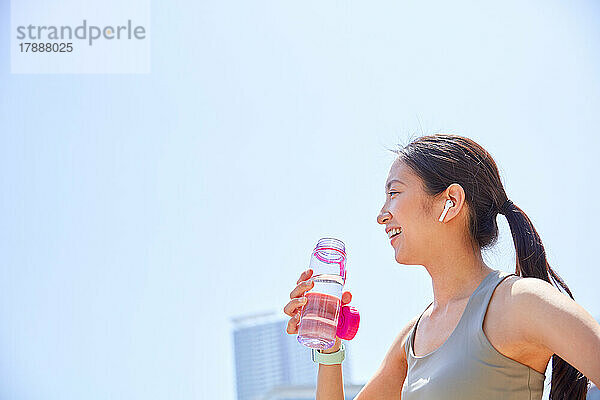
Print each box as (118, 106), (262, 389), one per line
(311, 342), (346, 365)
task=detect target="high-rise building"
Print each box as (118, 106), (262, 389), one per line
(232, 311), (353, 400)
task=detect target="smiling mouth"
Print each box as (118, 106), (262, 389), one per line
(388, 227), (403, 240)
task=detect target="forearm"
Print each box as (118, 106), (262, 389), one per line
(316, 338), (345, 400)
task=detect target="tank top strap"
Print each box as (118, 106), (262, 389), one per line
(462, 269), (518, 334)
(404, 300), (433, 359)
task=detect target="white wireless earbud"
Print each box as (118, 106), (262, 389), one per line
(438, 199), (454, 222)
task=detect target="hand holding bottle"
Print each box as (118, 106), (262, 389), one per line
(283, 268), (353, 352)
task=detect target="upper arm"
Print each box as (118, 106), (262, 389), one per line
(354, 315), (419, 400)
(511, 277), (600, 387)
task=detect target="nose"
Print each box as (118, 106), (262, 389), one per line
(377, 209), (391, 225)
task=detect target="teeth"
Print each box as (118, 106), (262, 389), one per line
(387, 227), (402, 238)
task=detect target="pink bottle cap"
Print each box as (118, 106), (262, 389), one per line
(336, 305), (360, 340)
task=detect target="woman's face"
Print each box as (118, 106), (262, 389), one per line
(377, 159), (441, 265)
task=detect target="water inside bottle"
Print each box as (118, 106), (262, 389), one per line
(297, 274), (343, 349)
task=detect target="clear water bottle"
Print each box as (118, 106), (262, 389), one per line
(297, 238), (359, 350)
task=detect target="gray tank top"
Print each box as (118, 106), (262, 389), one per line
(401, 269), (546, 400)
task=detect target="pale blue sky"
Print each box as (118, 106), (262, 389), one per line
(1, 1), (599, 399)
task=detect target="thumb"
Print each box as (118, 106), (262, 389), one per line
(341, 291), (352, 305)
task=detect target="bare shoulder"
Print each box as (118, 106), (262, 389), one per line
(492, 272), (600, 384)
(503, 274), (564, 298)
(496, 273), (576, 321)
(492, 272), (599, 348)
(491, 273), (563, 343)
(499, 273), (598, 342)
(492, 273), (564, 310)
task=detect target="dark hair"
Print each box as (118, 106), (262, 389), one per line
(391, 133), (589, 399)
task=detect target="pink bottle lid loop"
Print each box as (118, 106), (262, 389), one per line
(337, 305), (360, 340)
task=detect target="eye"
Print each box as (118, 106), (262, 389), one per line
(388, 191), (401, 197)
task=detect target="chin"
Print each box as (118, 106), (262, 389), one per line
(394, 246), (406, 264)
(393, 243), (415, 265)
(395, 253), (406, 264)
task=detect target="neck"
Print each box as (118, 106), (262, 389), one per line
(423, 241), (494, 315)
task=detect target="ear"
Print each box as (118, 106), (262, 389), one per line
(441, 183), (466, 223)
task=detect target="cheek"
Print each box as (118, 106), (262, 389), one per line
(390, 199), (408, 215)
(401, 215), (431, 244)
(408, 217), (433, 237)
(390, 196), (430, 232)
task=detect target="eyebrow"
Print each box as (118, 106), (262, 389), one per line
(385, 179), (406, 191)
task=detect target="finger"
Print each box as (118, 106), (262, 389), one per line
(286, 312), (301, 334)
(341, 291), (352, 305)
(289, 279), (314, 299)
(296, 268), (313, 285)
(283, 296), (308, 316)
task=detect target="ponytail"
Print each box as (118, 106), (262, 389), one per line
(501, 199), (590, 399)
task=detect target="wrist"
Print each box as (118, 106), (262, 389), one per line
(319, 338), (341, 354)
(311, 342), (345, 365)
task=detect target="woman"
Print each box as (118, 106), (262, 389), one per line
(283, 134), (600, 399)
